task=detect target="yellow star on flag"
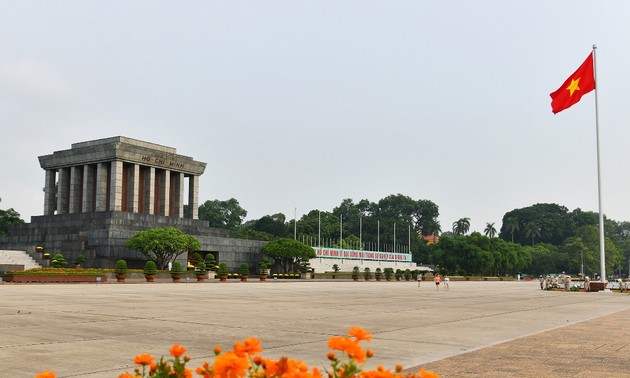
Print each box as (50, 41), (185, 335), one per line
(566, 77), (581, 96)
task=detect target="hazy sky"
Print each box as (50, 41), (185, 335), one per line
(2, 1), (629, 234)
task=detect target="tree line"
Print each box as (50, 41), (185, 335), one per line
(3, 196), (630, 277)
(192, 198), (630, 278)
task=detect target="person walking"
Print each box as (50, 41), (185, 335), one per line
(417, 273), (422, 287)
(444, 275), (450, 290)
(434, 274), (441, 291)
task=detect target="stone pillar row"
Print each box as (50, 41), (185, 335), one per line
(43, 161), (199, 219)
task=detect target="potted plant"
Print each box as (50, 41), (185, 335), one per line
(395, 269), (403, 281)
(352, 266), (360, 281)
(43, 253), (51, 260)
(364, 267), (372, 281)
(170, 261), (184, 282)
(332, 264), (340, 279)
(404, 269), (412, 281)
(384, 267), (394, 281)
(375, 267), (383, 281)
(218, 262), (229, 282)
(195, 262), (207, 282)
(259, 260), (270, 281)
(205, 253), (217, 279)
(191, 252), (203, 266)
(73, 255), (86, 268)
(115, 259), (128, 282)
(143, 260), (158, 282)
(51, 253), (68, 268)
(239, 263), (250, 282)
(300, 261), (312, 279)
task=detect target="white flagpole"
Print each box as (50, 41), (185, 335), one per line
(340, 214), (343, 250)
(359, 215), (362, 249)
(593, 44), (606, 282)
(294, 207), (297, 240)
(377, 220), (380, 252)
(393, 223), (396, 253)
(318, 211), (321, 250)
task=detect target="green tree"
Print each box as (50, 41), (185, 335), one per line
(452, 217), (470, 236)
(484, 222), (497, 238)
(524, 222), (541, 246)
(125, 227), (201, 270)
(261, 238), (316, 273)
(503, 217), (519, 243)
(0, 208), (24, 236)
(251, 213), (288, 238)
(198, 198), (247, 230)
(500, 204), (574, 245)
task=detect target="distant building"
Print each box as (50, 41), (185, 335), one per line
(418, 234), (439, 245)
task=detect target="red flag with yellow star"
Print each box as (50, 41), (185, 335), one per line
(550, 53), (595, 114)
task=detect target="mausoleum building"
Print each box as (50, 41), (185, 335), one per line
(0, 136), (265, 270)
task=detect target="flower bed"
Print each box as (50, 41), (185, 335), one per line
(3, 275), (107, 283)
(3, 268), (108, 283)
(36, 327), (438, 378)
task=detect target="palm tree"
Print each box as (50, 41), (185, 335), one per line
(524, 222), (541, 246)
(484, 222), (497, 238)
(504, 217), (519, 243)
(452, 217), (471, 236)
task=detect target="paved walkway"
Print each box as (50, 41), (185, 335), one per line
(1, 280), (628, 377)
(415, 308), (630, 377)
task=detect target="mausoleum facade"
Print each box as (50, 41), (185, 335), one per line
(0, 136), (266, 270)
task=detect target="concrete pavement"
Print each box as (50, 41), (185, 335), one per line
(1, 279), (628, 377)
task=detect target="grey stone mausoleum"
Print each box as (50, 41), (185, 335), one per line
(0, 136), (265, 269)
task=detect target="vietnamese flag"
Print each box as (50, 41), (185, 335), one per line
(550, 53), (595, 114)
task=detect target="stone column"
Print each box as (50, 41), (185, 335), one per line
(43, 169), (57, 215)
(188, 175), (200, 219)
(69, 166), (83, 213)
(128, 163), (140, 213)
(109, 160), (123, 212)
(171, 172), (184, 218)
(144, 167), (155, 214)
(82, 164), (95, 212)
(158, 169), (170, 216)
(95, 162), (109, 211)
(56, 167), (70, 214)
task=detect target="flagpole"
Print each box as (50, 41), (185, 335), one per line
(318, 211), (321, 251)
(340, 214), (343, 250)
(592, 44), (606, 282)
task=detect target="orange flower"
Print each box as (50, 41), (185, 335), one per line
(418, 368), (440, 378)
(328, 336), (367, 363)
(234, 337), (262, 357)
(117, 373), (135, 378)
(395, 364), (403, 373)
(196, 361), (212, 378)
(214, 346), (222, 355)
(35, 372), (56, 378)
(212, 351), (249, 378)
(170, 344), (186, 358)
(366, 349), (374, 358)
(348, 327), (372, 342)
(134, 353), (154, 366)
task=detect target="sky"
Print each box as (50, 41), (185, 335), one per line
(1, 1), (630, 235)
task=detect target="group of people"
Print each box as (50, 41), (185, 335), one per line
(417, 273), (449, 290)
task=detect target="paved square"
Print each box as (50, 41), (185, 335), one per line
(1, 280), (628, 377)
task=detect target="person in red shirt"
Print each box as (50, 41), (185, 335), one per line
(434, 274), (441, 291)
